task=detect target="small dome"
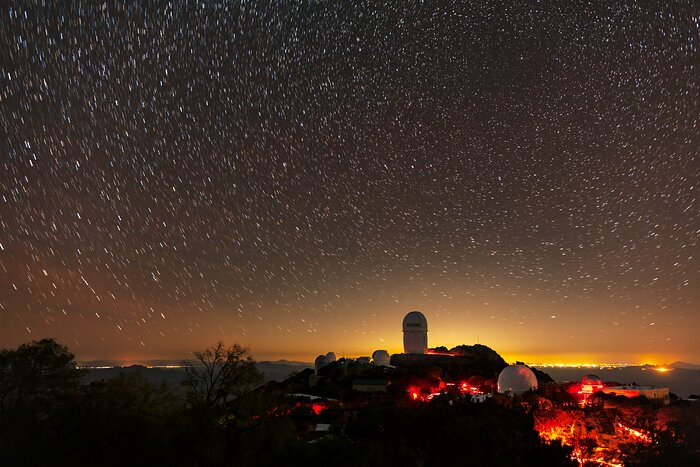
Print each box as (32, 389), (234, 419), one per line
(314, 355), (329, 374)
(582, 374), (603, 385)
(403, 311), (428, 331)
(372, 350), (391, 367)
(497, 364), (538, 395)
(325, 352), (337, 363)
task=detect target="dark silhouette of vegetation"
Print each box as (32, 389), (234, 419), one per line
(1, 338), (698, 466)
(534, 391), (700, 465)
(0, 337), (84, 412)
(0, 338), (86, 466)
(181, 341), (264, 464)
(282, 397), (576, 467)
(183, 341), (263, 415)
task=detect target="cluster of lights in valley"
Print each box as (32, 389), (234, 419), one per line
(1, 2), (698, 365)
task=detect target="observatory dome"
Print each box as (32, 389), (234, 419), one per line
(581, 374), (603, 385)
(325, 352), (337, 363)
(402, 311), (428, 354)
(372, 350), (391, 367)
(403, 311), (428, 331)
(497, 364), (538, 395)
(314, 355), (329, 374)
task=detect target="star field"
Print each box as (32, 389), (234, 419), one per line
(1, 1), (698, 363)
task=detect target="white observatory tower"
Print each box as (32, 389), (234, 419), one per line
(403, 311), (428, 354)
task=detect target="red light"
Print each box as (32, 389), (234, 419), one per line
(411, 392), (418, 400)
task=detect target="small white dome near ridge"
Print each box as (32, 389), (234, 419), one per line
(372, 350), (391, 367)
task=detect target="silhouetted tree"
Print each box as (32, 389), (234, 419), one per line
(183, 341), (263, 413)
(182, 341), (264, 465)
(0, 338), (85, 466)
(0, 338), (84, 413)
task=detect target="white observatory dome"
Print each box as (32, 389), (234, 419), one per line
(497, 364), (538, 395)
(403, 311), (428, 354)
(325, 352), (337, 363)
(581, 374), (603, 386)
(314, 355), (329, 374)
(372, 350), (391, 367)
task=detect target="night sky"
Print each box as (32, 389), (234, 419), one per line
(2, 2), (698, 364)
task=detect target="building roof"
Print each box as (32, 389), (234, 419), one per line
(403, 311), (428, 331)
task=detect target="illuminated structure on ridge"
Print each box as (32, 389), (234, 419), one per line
(580, 374), (604, 395)
(497, 364), (538, 394)
(403, 311), (428, 354)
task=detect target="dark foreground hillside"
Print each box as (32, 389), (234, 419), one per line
(2, 339), (699, 466)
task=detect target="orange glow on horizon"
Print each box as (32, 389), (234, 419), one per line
(77, 350), (683, 369)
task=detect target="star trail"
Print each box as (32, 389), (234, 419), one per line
(1, 1), (698, 363)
